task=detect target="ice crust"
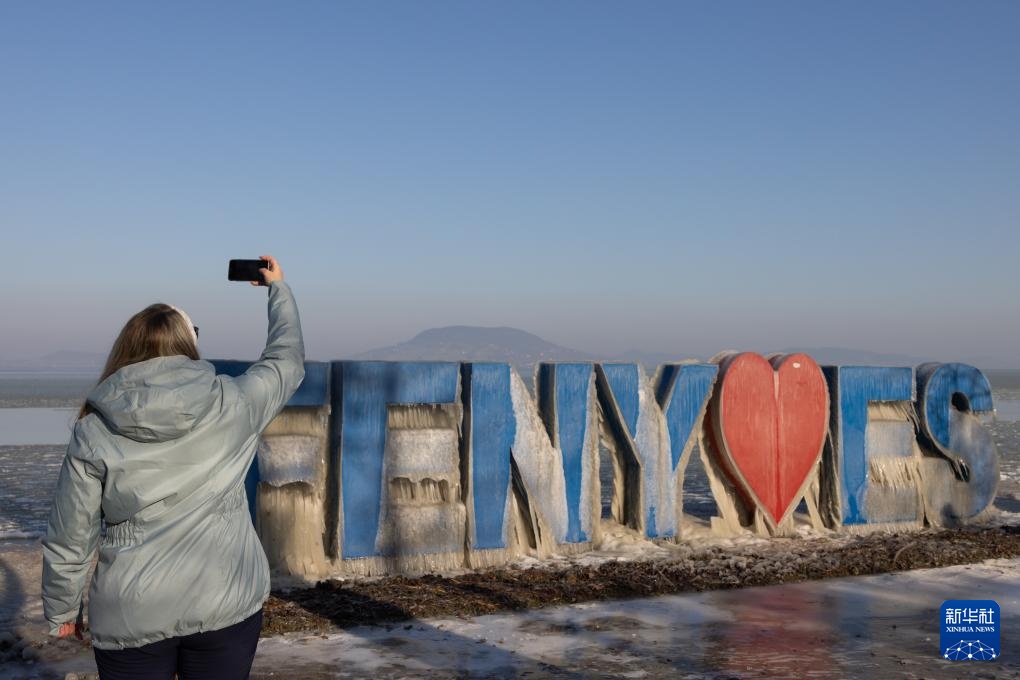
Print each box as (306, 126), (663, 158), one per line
(376, 427), (465, 556)
(508, 369), (569, 545)
(258, 435), (322, 487)
(633, 369), (675, 538)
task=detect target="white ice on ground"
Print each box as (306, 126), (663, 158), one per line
(0, 530), (43, 540)
(245, 557), (1020, 680)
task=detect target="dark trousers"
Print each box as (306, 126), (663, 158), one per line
(93, 609), (263, 680)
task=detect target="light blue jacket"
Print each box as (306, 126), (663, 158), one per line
(42, 281), (304, 649)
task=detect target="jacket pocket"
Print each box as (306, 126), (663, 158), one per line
(102, 520), (143, 548)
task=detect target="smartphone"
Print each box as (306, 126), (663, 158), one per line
(228, 259), (268, 285)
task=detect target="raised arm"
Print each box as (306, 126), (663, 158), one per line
(42, 423), (103, 638)
(233, 255), (306, 432)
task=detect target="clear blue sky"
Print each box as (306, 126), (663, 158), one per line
(2, 2), (1018, 365)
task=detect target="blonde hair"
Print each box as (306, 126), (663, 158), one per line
(79, 304), (200, 419)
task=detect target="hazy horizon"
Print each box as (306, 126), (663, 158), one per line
(3, 3), (1018, 367)
(2, 324), (1017, 371)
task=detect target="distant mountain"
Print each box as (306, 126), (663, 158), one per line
(355, 326), (596, 376)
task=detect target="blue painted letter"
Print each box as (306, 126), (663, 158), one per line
(331, 361), (460, 559)
(823, 366), (915, 525)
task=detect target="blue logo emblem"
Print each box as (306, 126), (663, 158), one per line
(941, 600), (1000, 660)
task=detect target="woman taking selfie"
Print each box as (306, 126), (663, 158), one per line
(42, 255), (304, 679)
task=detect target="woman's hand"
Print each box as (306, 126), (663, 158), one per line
(253, 255), (284, 287)
(56, 621), (85, 640)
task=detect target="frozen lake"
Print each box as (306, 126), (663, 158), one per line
(995, 398), (1020, 422)
(0, 408), (76, 446)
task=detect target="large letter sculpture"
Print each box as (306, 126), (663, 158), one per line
(595, 363), (646, 532)
(655, 363), (719, 535)
(535, 363), (599, 546)
(330, 361), (462, 568)
(821, 366), (918, 526)
(462, 362), (599, 564)
(462, 363), (516, 557)
(595, 363), (718, 539)
(916, 363), (999, 523)
(207, 352), (1003, 580)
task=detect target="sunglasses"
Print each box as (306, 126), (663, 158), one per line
(193, 326), (200, 338)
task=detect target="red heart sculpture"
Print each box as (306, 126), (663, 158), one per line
(707, 352), (829, 527)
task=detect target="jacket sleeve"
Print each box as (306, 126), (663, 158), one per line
(41, 423), (103, 635)
(234, 280), (306, 433)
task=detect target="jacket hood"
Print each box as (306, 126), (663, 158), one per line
(87, 356), (219, 442)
